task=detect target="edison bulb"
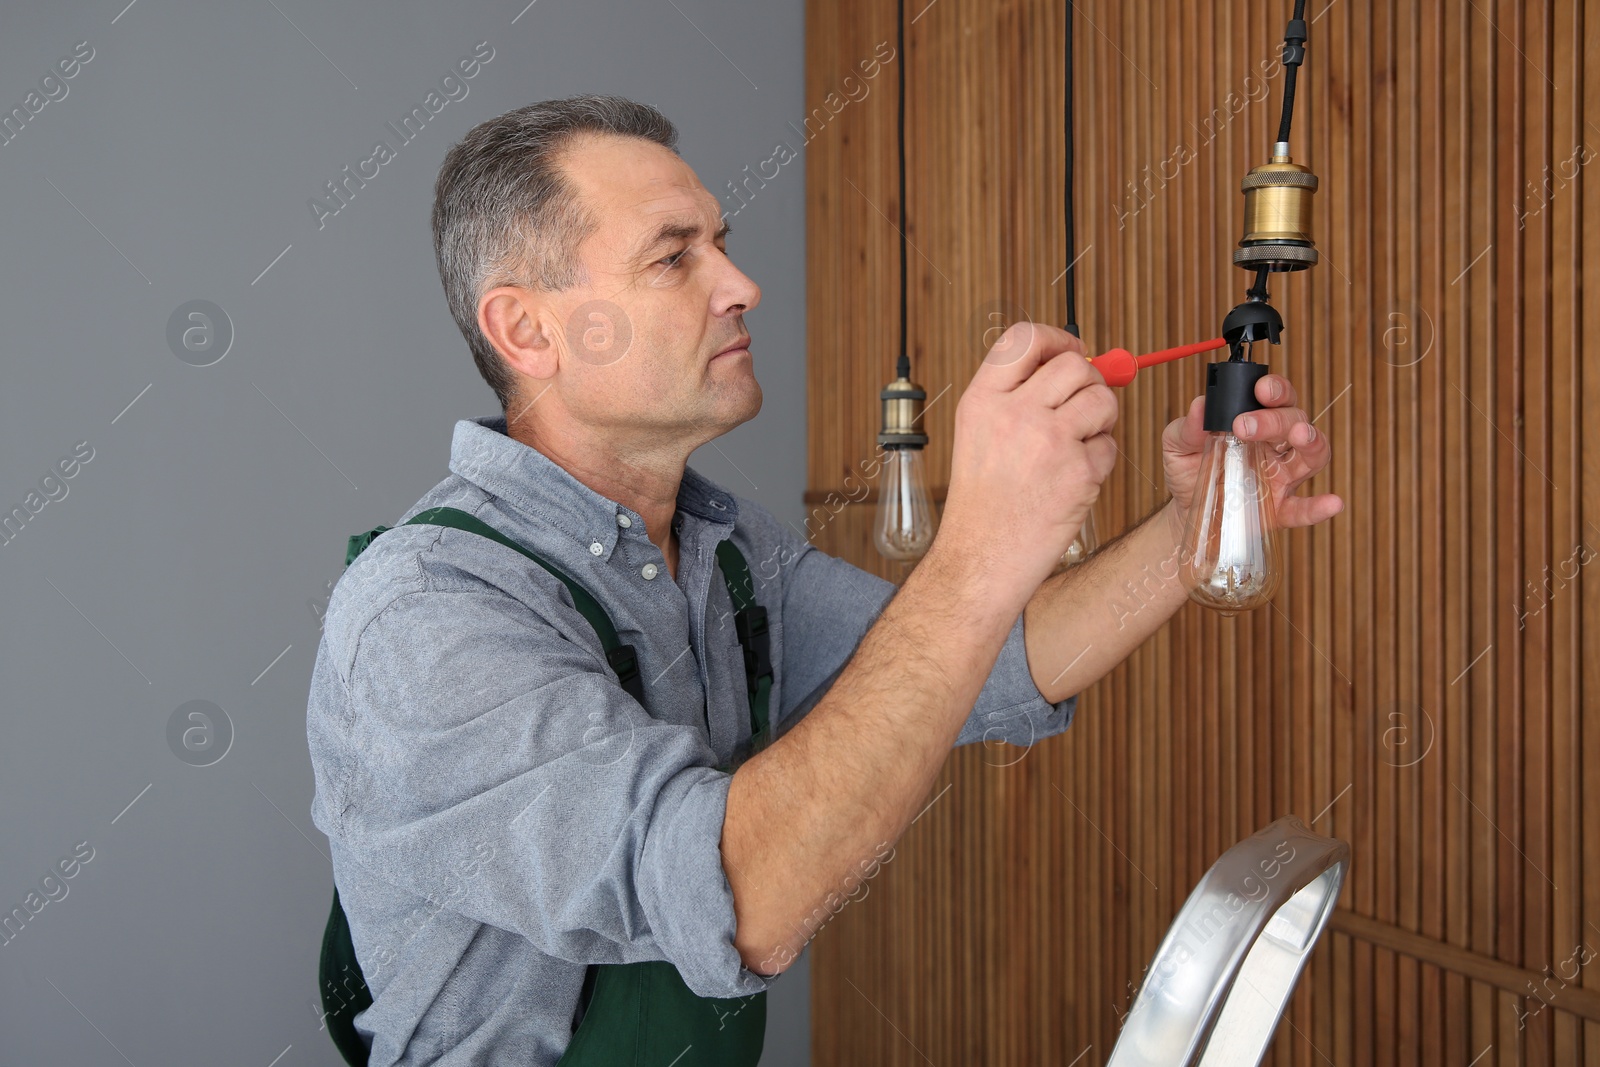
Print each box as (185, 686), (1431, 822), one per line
(1180, 431), (1282, 614)
(874, 446), (937, 560)
(1061, 508), (1098, 565)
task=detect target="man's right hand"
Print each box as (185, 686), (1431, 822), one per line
(935, 321), (1120, 600)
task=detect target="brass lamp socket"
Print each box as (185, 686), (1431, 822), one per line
(877, 375), (929, 449)
(1234, 152), (1319, 272)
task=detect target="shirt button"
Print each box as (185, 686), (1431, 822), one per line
(617, 514), (632, 528)
(589, 542), (604, 556)
(641, 563), (659, 580)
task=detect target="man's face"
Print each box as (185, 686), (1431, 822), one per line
(519, 133), (763, 445)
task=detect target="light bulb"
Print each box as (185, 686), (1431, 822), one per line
(1180, 359), (1282, 615)
(1061, 508), (1098, 565)
(874, 446), (937, 560)
(1180, 431), (1282, 614)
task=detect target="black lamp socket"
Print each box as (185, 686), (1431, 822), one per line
(1203, 359), (1270, 432)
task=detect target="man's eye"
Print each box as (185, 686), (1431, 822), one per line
(658, 249), (688, 269)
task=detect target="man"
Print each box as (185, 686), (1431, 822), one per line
(305, 94), (1341, 1065)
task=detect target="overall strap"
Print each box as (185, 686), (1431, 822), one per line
(347, 510), (773, 748)
(346, 507), (644, 703)
(714, 540), (773, 751)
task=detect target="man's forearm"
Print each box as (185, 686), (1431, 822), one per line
(721, 537), (1028, 975)
(1022, 499), (1191, 703)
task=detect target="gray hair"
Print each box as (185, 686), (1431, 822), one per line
(431, 94), (680, 411)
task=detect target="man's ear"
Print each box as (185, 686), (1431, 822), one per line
(480, 286), (560, 381)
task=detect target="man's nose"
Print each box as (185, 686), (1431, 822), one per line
(714, 255), (761, 316)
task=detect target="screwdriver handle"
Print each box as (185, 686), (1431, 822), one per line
(1088, 337), (1227, 387)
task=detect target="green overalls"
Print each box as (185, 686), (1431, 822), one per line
(320, 507), (773, 1065)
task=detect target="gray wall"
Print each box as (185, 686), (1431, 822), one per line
(0, 1), (810, 1063)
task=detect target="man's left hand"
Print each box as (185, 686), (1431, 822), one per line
(1160, 372), (1344, 531)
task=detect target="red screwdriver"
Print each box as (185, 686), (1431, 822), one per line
(1087, 337), (1227, 387)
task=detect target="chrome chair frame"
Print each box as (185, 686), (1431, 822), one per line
(1107, 814), (1349, 1067)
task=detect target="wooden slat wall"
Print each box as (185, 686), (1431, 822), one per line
(802, 0), (1599, 1063)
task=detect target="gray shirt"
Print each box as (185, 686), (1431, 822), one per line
(305, 414), (1077, 1066)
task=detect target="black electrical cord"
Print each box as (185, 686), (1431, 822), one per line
(895, 0), (910, 380)
(1063, 0), (1079, 337)
(1250, 266), (1270, 301)
(1275, 0), (1309, 144)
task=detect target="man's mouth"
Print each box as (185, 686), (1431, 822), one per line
(712, 335), (751, 360)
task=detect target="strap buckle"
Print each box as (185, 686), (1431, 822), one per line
(607, 643), (646, 704)
(734, 605), (771, 695)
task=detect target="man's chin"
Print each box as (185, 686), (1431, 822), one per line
(719, 380), (763, 428)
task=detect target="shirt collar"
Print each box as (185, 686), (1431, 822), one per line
(448, 415), (739, 560)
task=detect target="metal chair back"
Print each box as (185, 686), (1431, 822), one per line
(1107, 814), (1349, 1067)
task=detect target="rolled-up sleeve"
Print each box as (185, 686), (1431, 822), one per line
(771, 530), (1077, 748)
(328, 586), (766, 1000)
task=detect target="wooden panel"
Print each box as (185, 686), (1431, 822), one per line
(803, 0), (1598, 1063)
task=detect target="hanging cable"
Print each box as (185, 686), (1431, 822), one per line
(1274, 0), (1310, 145)
(1063, 0), (1079, 337)
(896, 0), (910, 379)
